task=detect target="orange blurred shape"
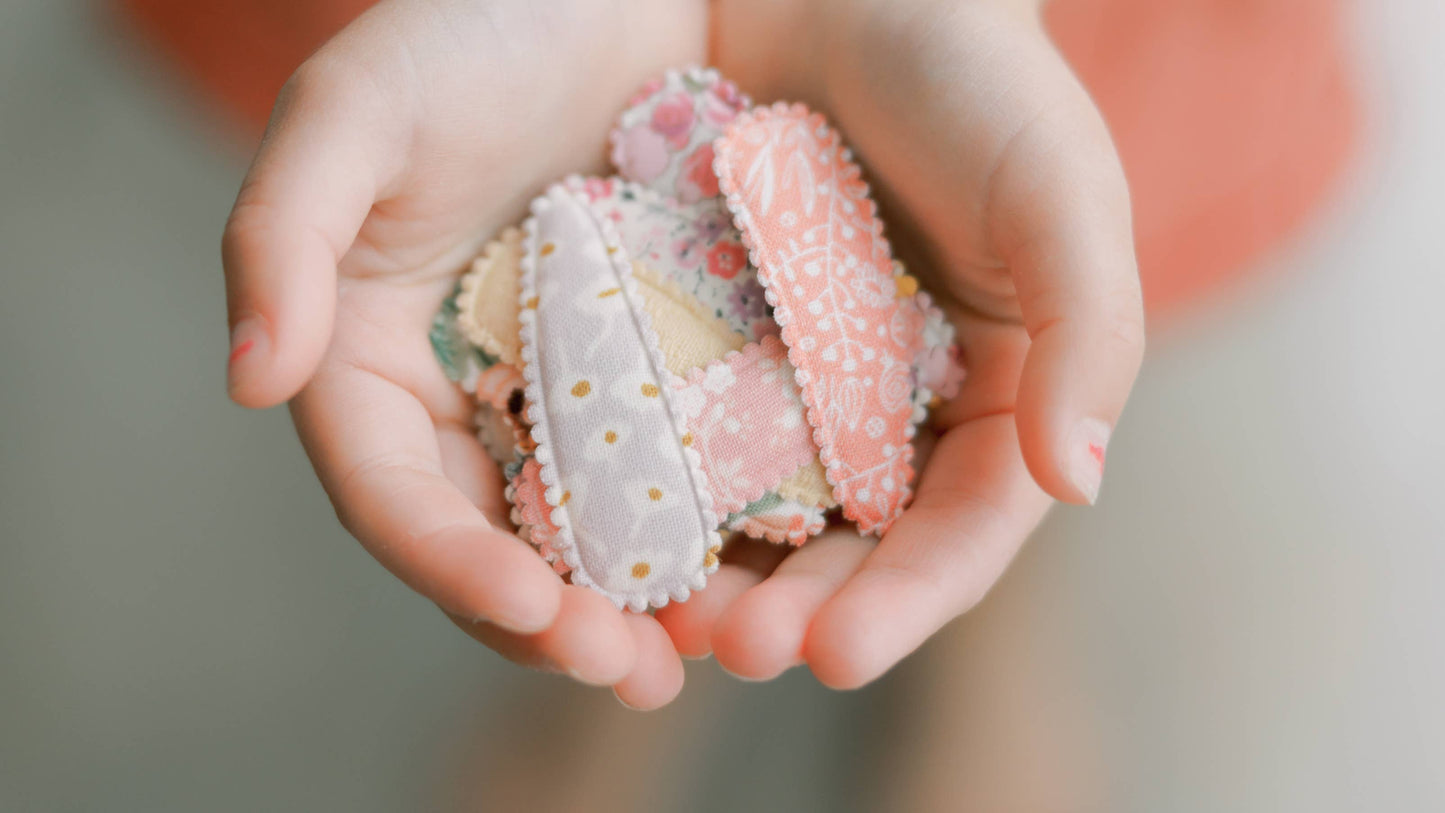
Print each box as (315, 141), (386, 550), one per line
(1047, 0), (1358, 316)
(118, 0), (1357, 319)
(117, 0), (375, 130)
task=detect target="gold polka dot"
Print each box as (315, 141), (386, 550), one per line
(894, 274), (920, 298)
(631, 562), (651, 579)
(680, 432), (693, 447)
(640, 383), (659, 398)
(604, 430), (618, 444)
(559, 491), (571, 506)
(571, 380), (591, 397)
(597, 287), (621, 298)
(647, 487), (663, 501)
(704, 545), (720, 569)
(540, 242), (556, 257)
(524, 295), (539, 310)
(606, 246), (619, 255)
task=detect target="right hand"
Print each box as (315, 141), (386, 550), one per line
(221, 0), (709, 710)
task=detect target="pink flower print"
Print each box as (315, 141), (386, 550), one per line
(918, 343), (966, 400)
(706, 240), (747, 281)
(713, 80), (745, 111)
(649, 91), (696, 150)
(627, 77), (666, 108)
(615, 124), (669, 184)
(727, 275), (770, 328)
(694, 209), (729, 244)
(671, 237), (705, 272)
(579, 176), (615, 202)
(701, 90), (743, 128)
(677, 142), (720, 203)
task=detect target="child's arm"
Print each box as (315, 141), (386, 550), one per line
(656, 0), (1144, 686)
(222, 0), (710, 709)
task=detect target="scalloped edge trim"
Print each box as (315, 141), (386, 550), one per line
(456, 227), (525, 366)
(672, 334), (820, 515)
(910, 288), (967, 403)
(775, 458), (839, 510)
(516, 184), (721, 612)
(726, 497), (827, 547)
(505, 456), (570, 575)
(714, 102), (917, 535)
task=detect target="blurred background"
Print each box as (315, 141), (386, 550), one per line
(1, 0), (1441, 810)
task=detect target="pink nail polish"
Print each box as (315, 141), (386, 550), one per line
(1068, 418), (1111, 505)
(227, 317), (265, 379)
(228, 338), (255, 364)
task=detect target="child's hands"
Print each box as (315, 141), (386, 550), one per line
(223, 0), (1142, 703)
(222, 0), (710, 709)
(653, 0), (1144, 686)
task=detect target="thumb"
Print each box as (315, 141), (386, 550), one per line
(221, 57), (397, 408)
(991, 102), (1146, 505)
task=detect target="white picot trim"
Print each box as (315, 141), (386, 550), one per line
(726, 496), (827, 547)
(905, 289), (965, 429)
(713, 102), (920, 535)
(516, 184), (722, 612)
(558, 174), (729, 234)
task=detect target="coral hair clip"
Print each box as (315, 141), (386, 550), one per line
(430, 68), (964, 610)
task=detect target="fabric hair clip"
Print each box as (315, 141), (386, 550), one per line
(430, 68), (965, 611)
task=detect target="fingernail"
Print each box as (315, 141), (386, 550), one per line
(227, 317), (266, 387)
(717, 661), (775, 683)
(1068, 418), (1111, 505)
(614, 691), (648, 711)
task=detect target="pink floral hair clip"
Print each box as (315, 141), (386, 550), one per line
(430, 67), (964, 611)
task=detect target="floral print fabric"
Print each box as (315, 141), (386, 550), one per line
(517, 185), (720, 610)
(672, 336), (820, 515)
(456, 227), (526, 366)
(564, 177), (772, 342)
(717, 104), (929, 534)
(610, 67), (751, 204)
(426, 69), (966, 606)
(726, 493), (827, 547)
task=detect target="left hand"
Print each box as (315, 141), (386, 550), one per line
(656, 0), (1145, 687)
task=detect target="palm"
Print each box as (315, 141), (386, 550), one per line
(224, 0), (1142, 703)
(652, 0), (1141, 684)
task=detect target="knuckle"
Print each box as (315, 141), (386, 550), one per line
(219, 198), (278, 277)
(1104, 295), (1147, 361)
